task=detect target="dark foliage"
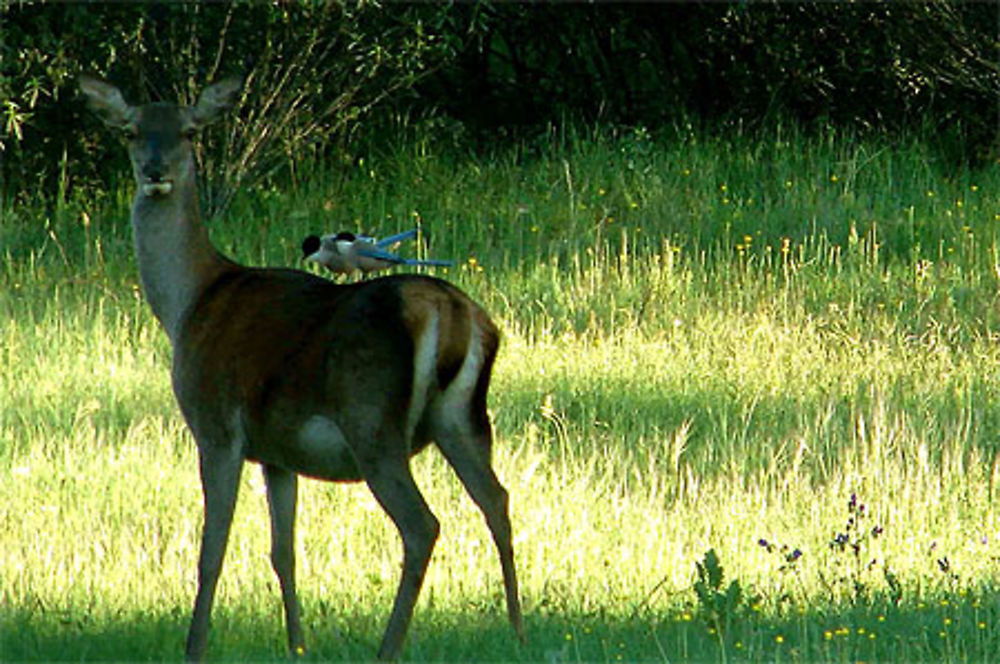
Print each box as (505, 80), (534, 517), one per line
(2, 1), (996, 205)
(421, 3), (998, 155)
(1, 1), (462, 211)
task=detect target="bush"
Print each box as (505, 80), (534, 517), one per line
(3, 1), (995, 206)
(420, 3), (998, 159)
(1, 1), (463, 212)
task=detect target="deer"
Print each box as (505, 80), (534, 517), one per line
(78, 74), (524, 661)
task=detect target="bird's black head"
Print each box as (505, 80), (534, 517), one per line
(301, 235), (321, 259)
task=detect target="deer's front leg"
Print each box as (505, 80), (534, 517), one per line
(185, 443), (244, 662)
(264, 464), (305, 657)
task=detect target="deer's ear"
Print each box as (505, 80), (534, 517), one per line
(79, 75), (135, 129)
(191, 77), (242, 127)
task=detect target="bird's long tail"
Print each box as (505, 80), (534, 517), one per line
(401, 258), (453, 267)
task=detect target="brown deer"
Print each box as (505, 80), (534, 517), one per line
(79, 75), (523, 661)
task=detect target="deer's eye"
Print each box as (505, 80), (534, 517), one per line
(182, 127), (198, 141)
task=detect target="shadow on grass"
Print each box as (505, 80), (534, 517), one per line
(4, 592), (999, 662)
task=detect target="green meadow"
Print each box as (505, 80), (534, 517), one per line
(3, 124), (1000, 661)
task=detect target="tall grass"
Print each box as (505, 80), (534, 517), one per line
(3, 124), (1000, 661)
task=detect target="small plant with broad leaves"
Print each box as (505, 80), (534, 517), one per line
(693, 548), (750, 635)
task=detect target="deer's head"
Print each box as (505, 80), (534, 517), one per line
(79, 76), (241, 198)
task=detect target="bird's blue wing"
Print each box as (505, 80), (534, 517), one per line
(376, 229), (418, 249)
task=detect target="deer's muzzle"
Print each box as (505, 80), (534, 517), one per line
(142, 180), (174, 196)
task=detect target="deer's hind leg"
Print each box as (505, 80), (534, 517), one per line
(342, 397), (440, 660)
(356, 448), (440, 661)
(433, 412), (524, 642)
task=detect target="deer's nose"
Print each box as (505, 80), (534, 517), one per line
(142, 155), (167, 181)
(144, 166), (166, 183)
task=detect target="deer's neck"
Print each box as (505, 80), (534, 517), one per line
(131, 180), (231, 343)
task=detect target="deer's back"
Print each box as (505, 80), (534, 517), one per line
(170, 267), (496, 480)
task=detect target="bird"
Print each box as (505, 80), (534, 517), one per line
(301, 229), (453, 276)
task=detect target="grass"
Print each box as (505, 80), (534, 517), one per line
(3, 122), (1000, 661)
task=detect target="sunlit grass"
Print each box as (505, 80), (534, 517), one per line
(3, 125), (1000, 660)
